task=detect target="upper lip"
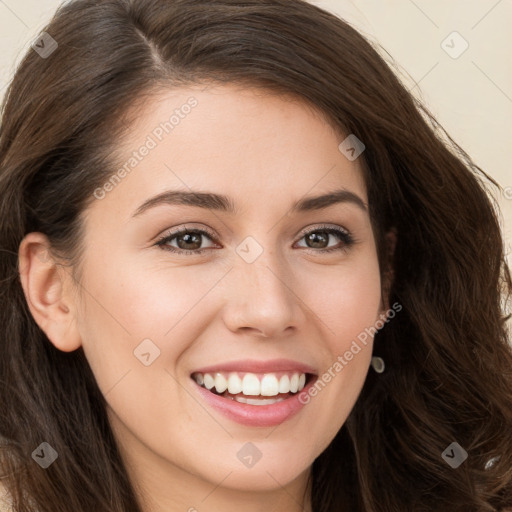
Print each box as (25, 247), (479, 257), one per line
(191, 358), (317, 375)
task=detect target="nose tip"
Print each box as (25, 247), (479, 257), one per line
(223, 260), (303, 339)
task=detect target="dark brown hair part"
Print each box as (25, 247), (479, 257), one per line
(1, 1), (511, 511)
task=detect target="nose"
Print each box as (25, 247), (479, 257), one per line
(222, 245), (306, 338)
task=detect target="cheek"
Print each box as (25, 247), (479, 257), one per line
(74, 258), (203, 451)
(301, 251), (382, 349)
(75, 250), (225, 391)
(293, 253), (382, 446)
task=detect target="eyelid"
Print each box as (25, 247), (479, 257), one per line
(157, 223), (217, 239)
(296, 222), (350, 237)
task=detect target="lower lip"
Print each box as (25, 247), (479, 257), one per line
(191, 376), (317, 427)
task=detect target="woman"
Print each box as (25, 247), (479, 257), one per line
(1, 0), (511, 510)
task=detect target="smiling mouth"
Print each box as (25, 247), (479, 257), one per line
(191, 371), (316, 405)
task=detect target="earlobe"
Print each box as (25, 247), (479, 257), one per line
(18, 232), (82, 352)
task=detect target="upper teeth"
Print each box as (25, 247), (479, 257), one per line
(192, 372), (307, 396)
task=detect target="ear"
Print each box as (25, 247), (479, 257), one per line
(18, 232), (82, 352)
(380, 227), (397, 315)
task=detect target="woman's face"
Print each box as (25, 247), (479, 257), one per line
(33, 84), (388, 508)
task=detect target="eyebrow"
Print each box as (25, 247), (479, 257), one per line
(132, 187), (368, 218)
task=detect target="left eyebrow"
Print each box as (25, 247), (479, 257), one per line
(292, 188), (368, 213)
(131, 187), (368, 218)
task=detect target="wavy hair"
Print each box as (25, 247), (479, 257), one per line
(1, 0), (511, 510)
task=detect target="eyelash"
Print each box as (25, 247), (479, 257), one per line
(155, 224), (356, 256)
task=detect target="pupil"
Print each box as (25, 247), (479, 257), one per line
(308, 232), (328, 248)
(178, 232), (201, 250)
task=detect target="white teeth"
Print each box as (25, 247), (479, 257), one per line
(260, 374), (280, 396)
(227, 372), (243, 394)
(278, 374), (290, 394)
(234, 396), (286, 405)
(242, 373), (261, 395)
(290, 373), (299, 393)
(214, 373), (228, 393)
(193, 371), (309, 396)
(203, 373), (215, 390)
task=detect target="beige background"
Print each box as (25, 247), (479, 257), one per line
(1, 0), (511, 272)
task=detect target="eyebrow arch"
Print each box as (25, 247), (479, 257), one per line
(132, 187), (368, 218)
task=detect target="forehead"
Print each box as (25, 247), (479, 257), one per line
(94, 83), (368, 221)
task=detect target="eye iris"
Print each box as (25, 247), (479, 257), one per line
(306, 231), (329, 249)
(177, 232), (202, 250)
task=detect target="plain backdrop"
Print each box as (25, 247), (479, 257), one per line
(1, 0), (511, 273)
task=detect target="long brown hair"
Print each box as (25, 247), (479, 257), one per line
(1, 0), (511, 510)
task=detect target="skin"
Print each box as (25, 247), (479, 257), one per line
(18, 84), (394, 512)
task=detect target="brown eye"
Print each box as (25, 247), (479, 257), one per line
(156, 228), (217, 254)
(296, 226), (354, 253)
(155, 225), (355, 256)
